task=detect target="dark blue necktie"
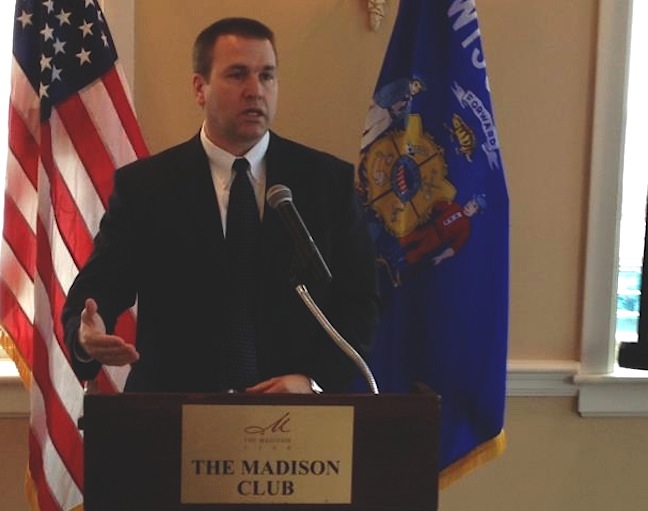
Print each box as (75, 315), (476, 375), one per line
(220, 157), (260, 390)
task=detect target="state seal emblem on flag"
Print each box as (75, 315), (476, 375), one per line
(360, 114), (456, 239)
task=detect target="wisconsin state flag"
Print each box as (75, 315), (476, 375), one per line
(356, 0), (509, 487)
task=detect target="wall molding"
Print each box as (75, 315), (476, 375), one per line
(3, 359), (647, 417)
(506, 359), (579, 397)
(0, 360), (28, 417)
(575, 368), (648, 417)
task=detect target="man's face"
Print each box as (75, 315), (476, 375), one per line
(193, 35), (278, 155)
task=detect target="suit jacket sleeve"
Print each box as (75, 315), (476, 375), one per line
(61, 159), (141, 382)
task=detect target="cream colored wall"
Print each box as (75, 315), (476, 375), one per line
(133, 0), (594, 359)
(2, 1), (648, 510)
(0, 418), (28, 510)
(133, 0), (388, 166)
(481, 0), (596, 361)
(443, 398), (648, 509)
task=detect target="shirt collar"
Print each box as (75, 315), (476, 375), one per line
(200, 125), (269, 183)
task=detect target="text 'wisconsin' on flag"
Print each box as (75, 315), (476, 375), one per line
(356, 0), (509, 487)
(1, 1), (147, 509)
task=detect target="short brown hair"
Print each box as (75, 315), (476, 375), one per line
(192, 17), (276, 77)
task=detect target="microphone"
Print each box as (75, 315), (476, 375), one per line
(266, 184), (379, 394)
(266, 184), (332, 285)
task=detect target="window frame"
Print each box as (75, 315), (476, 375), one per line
(574, 0), (648, 417)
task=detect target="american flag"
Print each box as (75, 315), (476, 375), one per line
(0, 1), (147, 509)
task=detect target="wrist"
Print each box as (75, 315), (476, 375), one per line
(73, 336), (94, 363)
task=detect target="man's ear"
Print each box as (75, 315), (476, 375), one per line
(192, 73), (206, 107)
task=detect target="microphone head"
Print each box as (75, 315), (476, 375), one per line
(266, 184), (293, 209)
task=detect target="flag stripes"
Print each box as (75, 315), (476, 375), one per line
(56, 96), (118, 208)
(2, 2), (148, 509)
(90, 67), (148, 162)
(28, 381), (82, 509)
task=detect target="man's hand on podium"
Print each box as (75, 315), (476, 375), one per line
(245, 374), (316, 394)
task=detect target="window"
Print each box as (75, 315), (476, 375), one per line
(576, 0), (648, 416)
(616, 0), (648, 368)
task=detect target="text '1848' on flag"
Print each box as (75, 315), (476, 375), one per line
(356, 0), (509, 488)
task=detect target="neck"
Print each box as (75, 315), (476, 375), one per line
(203, 129), (266, 157)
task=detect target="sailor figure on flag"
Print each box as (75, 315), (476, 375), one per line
(361, 75), (426, 150)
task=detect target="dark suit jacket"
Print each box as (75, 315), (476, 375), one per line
(62, 132), (379, 392)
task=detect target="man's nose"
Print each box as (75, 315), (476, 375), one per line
(245, 75), (264, 97)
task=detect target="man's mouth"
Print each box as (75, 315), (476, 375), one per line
(241, 108), (265, 119)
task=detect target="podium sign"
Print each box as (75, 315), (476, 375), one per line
(181, 404), (354, 504)
(82, 392), (440, 510)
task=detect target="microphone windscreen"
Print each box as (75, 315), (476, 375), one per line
(266, 184), (292, 209)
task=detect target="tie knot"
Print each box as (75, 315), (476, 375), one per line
(232, 158), (250, 174)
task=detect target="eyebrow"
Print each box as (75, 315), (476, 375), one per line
(224, 63), (277, 73)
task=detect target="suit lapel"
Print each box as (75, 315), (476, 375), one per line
(262, 133), (297, 281)
(176, 135), (227, 259)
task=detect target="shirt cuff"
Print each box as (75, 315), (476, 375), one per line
(73, 337), (94, 363)
(309, 378), (323, 394)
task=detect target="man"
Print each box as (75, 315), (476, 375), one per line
(61, 17), (379, 394)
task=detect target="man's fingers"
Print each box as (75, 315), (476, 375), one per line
(246, 378), (277, 393)
(82, 298), (97, 316)
(97, 350), (139, 366)
(80, 298), (100, 326)
(90, 341), (139, 366)
(82, 334), (139, 366)
(77, 298), (138, 366)
(245, 375), (312, 394)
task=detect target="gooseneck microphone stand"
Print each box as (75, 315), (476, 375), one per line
(267, 183), (379, 394)
(291, 274), (379, 395)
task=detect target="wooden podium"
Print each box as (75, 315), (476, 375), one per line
(81, 390), (440, 510)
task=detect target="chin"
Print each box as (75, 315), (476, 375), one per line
(240, 126), (267, 141)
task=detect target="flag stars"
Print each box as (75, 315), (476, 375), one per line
(56, 9), (72, 26)
(40, 23), (54, 41)
(16, 0), (118, 106)
(79, 20), (94, 37)
(53, 38), (66, 55)
(76, 48), (92, 65)
(40, 54), (52, 71)
(51, 66), (62, 82)
(17, 10), (33, 28)
(39, 82), (49, 98)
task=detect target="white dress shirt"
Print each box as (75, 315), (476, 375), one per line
(199, 125), (269, 236)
